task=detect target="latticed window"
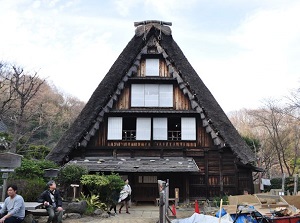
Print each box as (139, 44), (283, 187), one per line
(131, 84), (173, 107)
(107, 117), (196, 141)
(145, 59), (159, 76)
(107, 117), (122, 140)
(223, 175), (235, 186)
(138, 175), (158, 183)
(208, 176), (219, 185)
(153, 117), (167, 140)
(181, 117), (196, 140)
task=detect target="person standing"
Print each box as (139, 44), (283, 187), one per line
(107, 189), (119, 216)
(39, 180), (64, 223)
(0, 185), (25, 223)
(118, 179), (132, 214)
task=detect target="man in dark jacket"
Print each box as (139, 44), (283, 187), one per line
(39, 180), (64, 223)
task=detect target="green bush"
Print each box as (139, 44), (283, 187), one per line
(80, 173), (124, 206)
(102, 173), (124, 204)
(8, 178), (45, 201)
(18, 145), (51, 160)
(264, 177), (300, 193)
(212, 195), (229, 206)
(6, 159), (59, 201)
(58, 163), (88, 186)
(80, 174), (110, 196)
(77, 192), (106, 214)
(57, 163), (88, 200)
(12, 159), (58, 179)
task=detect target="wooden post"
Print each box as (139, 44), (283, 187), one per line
(166, 179), (169, 217)
(70, 184), (79, 201)
(158, 180), (166, 223)
(2, 173), (8, 202)
(282, 173), (285, 194)
(218, 199), (223, 223)
(175, 188), (179, 208)
(294, 174), (298, 195)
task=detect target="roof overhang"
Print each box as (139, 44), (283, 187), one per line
(236, 162), (265, 172)
(68, 157), (199, 173)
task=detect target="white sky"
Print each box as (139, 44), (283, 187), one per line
(0, 0), (299, 113)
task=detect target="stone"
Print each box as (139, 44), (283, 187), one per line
(93, 208), (104, 215)
(101, 212), (110, 218)
(21, 214), (34, 223)
(65, 213), (82, 219)
(65, 201), (87, 215)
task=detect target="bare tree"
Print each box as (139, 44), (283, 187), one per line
(1, 65), (45, 153)
(247, 99), (300, 177)
(24, 84), (85, 148)
(0, 62), (18, 116)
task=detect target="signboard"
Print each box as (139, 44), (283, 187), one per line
(0, 169), (14, 172)
(0, 152), (23, 168)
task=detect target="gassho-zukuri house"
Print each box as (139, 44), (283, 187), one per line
(46, 20), (260, 204)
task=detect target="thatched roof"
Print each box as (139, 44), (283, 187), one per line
(46, 21), (255, 166)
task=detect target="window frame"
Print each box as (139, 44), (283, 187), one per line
(145, 58), (160, 76)
(131, 84), (173, 108)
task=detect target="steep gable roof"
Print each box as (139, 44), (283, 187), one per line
(46, 21), (255, 165)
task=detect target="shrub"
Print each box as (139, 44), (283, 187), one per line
(18, 145), (51, 160)
(80, 174), (110, 196)
(57, 163), (88, 186)
(57, 163), (88, 200)
(101, 173), (124, 203)
(212, 195), (229, 206)
(265, 177), (300, 193)
(8, 178), (46, 201)
(12, 159), (58, 179)
(77, 192), (106, 214)
(80, 173), (124, 207)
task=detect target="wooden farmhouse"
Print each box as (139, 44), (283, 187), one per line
(47, 20), (258, 204)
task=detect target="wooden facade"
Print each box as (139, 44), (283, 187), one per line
(47, 21), (257, 204)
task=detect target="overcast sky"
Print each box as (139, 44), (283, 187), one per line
(1, 0), (299, 113)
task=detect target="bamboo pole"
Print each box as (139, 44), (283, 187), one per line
(218, 199), (223, 223)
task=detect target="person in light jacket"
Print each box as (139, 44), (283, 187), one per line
(118, 179), (132, 214)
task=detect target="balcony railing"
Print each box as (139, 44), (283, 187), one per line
(121, 130), (182, 141)
(122, 130), (136, 140)
(168, 131), (181, 140)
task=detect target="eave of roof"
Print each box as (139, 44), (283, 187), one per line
(68, 157), (199, 173)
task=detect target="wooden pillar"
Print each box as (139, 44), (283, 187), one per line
(185, 175), (189, 204)
(294, 174), (299, 195)
(282, 173), (285, 194)
(204, 149), (209, 198)
(219, 150), (223, 196)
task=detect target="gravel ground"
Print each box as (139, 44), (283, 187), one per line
(33, 205), (195, 223)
